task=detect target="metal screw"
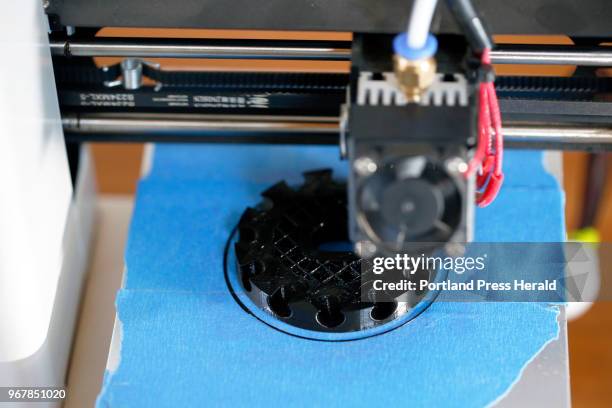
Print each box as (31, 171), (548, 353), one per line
(121, 58), (144, 90)
(338, 103), (349, 159)
(445, 157), (468, 174)
(42, 0), (50, 9)
(355, 240), (377, 258)
(445, 242), (466, 258)
(353, 156), (378, 176)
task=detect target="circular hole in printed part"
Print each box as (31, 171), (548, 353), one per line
(251, 260), (265, 275)
(267, 288), (292, 318)
(316, 309), (346, 328)
(370, 301), (398, 321)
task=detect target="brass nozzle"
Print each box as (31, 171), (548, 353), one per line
(393, 55), (437, 103)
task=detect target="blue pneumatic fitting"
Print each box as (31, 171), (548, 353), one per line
(393, 33), (438, 60)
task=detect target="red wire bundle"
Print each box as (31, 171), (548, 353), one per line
(465, 49), (504, 207)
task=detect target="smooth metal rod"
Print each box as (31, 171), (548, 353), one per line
(62, 114), (339, 134)
(51, 39), (612, 65)
(490, 49), (612, 66)
(503, 125), (612, 145)
(49, 40), (351, 60)
(63, 114), (612, 148)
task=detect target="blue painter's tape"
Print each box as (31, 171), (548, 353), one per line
(97, 146), (563, 408)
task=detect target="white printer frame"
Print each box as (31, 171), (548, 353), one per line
(0, 1), (96, 402)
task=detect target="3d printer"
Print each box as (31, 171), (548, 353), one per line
(1, 0), (611, 405)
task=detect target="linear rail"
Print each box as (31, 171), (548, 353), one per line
(62, 114), (612, 150)
(50, 39), (612, 66)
